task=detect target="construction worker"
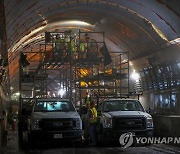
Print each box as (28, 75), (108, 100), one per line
(54, 34), (65, 61)
(20, 53), (30, 74)
(70, 37), (77, 59)
(78, 33), (88, 59)
(85, 92), (91, 108)
(87, 101), (97, 145)
(78, 41), (86, 59)
(82, 92), (91, 144)
(64, 34), (77, 60)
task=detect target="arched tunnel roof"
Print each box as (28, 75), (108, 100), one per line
(5, 0), (180, 56)
(1, 0), (180, 93)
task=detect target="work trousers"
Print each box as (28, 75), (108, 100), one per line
(89, 124), (97, 144)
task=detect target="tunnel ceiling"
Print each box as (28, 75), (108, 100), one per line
(2, 0), (180, 93)
(4, 0), (180, 57)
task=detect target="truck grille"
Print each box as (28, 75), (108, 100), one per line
(39, 118), (74, 131)
(113, 117), (146, 130)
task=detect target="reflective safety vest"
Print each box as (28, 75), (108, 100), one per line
(80, 42), (86, 52)
(71, 39), (76, 52)
(55, 38), (64, 50)
(90, 107), (97, 123)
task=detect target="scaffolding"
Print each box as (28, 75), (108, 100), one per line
(71, 30), (129, 106)
(19, 30), (130, 110)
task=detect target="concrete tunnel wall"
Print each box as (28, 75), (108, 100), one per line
(130, 41), (180, 137)
(153, 115), (180, 137)
(140, 90), (180, 137)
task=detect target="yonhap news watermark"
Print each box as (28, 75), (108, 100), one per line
(119, 132), (180, 148)
(136, 136), (180, 144)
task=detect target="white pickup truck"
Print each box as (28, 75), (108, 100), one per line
(27, 98), (82, 144)
(97, 99), (154, 144)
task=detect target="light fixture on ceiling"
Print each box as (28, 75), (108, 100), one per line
(169, 38), (180, 45)
(60, 20), (91, 26)
(151, 23), (169, 42)
(51, 20), (93, 27)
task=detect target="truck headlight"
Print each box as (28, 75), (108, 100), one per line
(73, 118), (82, 130)
(147, 118), (153, 128)
(104, 117), (112, 128)
(32, 119), (40, 130)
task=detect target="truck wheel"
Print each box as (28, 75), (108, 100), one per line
(101, 134), (107, 146)
(72, 138), (82, 147)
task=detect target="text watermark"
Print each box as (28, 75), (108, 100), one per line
(119, 132), (180, 148)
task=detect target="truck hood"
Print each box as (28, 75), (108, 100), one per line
(103, 111), (151, 118)
(32, 111), (80, 119)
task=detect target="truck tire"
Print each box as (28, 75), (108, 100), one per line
(101, 133), (107, 146)
(72, 138), (82, 148)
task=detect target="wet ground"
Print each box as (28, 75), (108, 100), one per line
(1, 130), (180, 154)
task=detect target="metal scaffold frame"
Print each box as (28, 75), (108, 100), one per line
(19, 30), (130, 110)
(72, 30), (130, 106)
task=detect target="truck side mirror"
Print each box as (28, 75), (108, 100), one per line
(146, 108), (154, 114)
(146, 110), (150, 113)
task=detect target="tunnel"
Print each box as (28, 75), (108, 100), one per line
(0, 0), (180, 153)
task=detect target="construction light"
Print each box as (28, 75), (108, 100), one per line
(58, 89), (65, 98)
(169, 38), (180, 45)
(129, 61), (133, 66)
(15, 92), (20, 96)
(131, 70), (140, 81)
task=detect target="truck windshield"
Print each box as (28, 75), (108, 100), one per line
(103, 100), (145, 112)
(34, 101), (75, 112)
